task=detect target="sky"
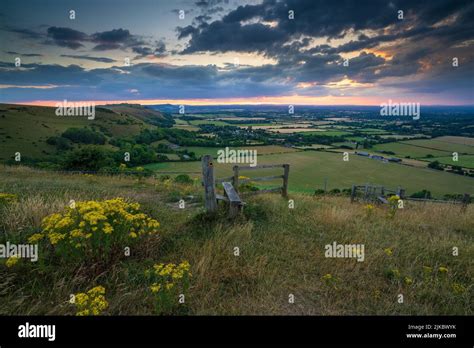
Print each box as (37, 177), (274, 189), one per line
(0, 0), (473, 106)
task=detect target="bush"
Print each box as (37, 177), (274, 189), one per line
(410, 190), (432, 199)
(62, 127), (106, 145)
(428, 161), (444, 170)
(27, 198), (160, 264)
(159, 175), (171, 182)
(63, 146), (115, 171)
(174, 174), (193, 185)
(46, 136), (73, 150)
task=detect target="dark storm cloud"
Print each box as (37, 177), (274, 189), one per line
(2, 26), (43, 39)
(176, 0), (474, 92)
(0, 63), (105, 86)
(30, 24), (160, 55)
(177, 25), (198, 40)
(60, 54), (117, 63)
(180, 0), (473, 55)
(5, 51), (42, 57)
(46, 26), (87, 49)
(132, 41), (167, 58)
(182, 21), (286, 54)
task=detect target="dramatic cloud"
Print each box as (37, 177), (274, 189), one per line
(60, 54), (117, 63)
(0, 0), (472, 104)
(47, 27), (88, 49)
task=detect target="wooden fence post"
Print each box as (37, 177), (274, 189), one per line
(351, 185), (356, 203)
(461, 193), (470, 212)
(282, 164), (290, 198)
(232, 165), (239, 192)
(202, 155), (217, 213)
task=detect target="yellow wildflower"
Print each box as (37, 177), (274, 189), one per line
(383, 248), (393, 256)
(27, 233), (44, 243)
(6, 256), (20, 267)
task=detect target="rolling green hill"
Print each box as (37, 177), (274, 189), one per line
(0, 103), (157, 161)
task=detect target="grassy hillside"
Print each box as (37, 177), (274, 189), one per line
(0, 104), (154, 160)
(144, 151), (474, 197)
(101, 104), (172, 126)
(0, 166), (471, 315)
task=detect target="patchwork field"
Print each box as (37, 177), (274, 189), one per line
(373, 137), (474, 167)
(183, 145), (300, 158)
(145, 150), (474, 197)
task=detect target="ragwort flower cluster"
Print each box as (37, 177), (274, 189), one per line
(145, 261), (191, 314)
(29, 198), (159, 261)
(73, 286), (108, 316)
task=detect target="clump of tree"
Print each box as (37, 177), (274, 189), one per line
(46, 136), (73, 150)
(63, 146), (115, 171)
(174, 174), (193, 185)
(62, 127), (106, 145)
(410, 190), (432, 199)
(428, 161), (444, 170)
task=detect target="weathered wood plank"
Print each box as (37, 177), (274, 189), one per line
(232, 165), (239, 192)
(222, 181), (243, 217)
(222, 182), (242, 203)
(216, 194), (228, 202)
(282, 164), (289, 198)
(202, 155), (217, 213)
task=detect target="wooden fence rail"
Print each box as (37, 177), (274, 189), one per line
(232, 163), (289, 198)
(350, 183), (470, 212)
(201, 155), (290, 216)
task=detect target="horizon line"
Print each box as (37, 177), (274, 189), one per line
(2, 99), (474, 108)
(2, 102), (474, 108)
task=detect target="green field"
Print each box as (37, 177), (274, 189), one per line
(373, 137), (474, 161)
(189, 119), (231, 127)
(302, 130), (352, 137)
(145, 151), (474, 197)
(402, 139), (474, 154)
(183, 145), (300, 158)
(373, 142), (450, 158)
(429, 155), (474, 169)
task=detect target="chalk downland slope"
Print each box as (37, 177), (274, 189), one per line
(0, 166), (471, 315)
(0, 103), (161, 160)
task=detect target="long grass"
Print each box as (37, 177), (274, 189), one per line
(0, 166), (472, 315)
